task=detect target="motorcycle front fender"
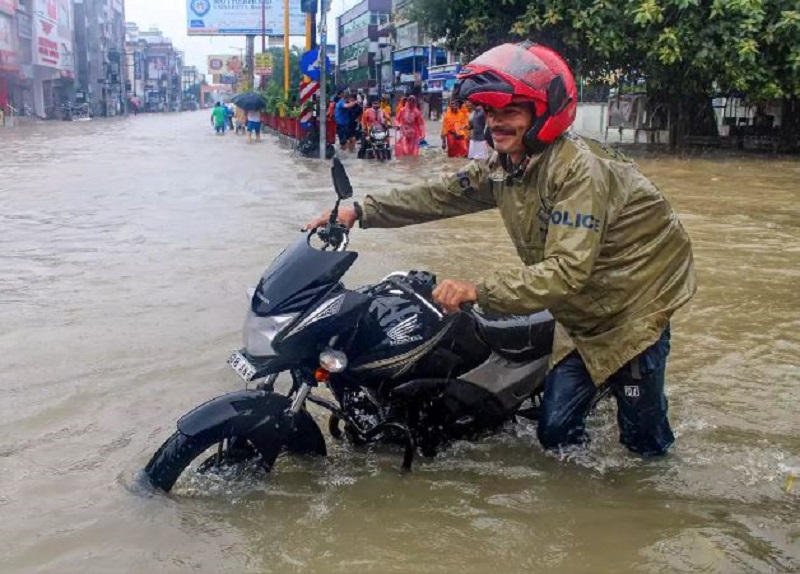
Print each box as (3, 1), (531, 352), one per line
(176, 389), (326, 457)
(177, 389), (279, 439)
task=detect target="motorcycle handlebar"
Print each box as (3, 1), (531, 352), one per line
(312, 222), (350, 251)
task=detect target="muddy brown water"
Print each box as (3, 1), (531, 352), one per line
(1, 113), (799, 573)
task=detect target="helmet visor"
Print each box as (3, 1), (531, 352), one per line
(466, 43), (553, 92)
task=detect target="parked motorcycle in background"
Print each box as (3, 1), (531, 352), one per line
(61, 102), (92, 122)
(143, 157), (556, 493)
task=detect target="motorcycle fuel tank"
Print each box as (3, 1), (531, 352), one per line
(347, 279), (449, 379)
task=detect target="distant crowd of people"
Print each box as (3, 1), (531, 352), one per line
(207, 92), (490, 160)
(210, 101), (264, 143)
(327, 90), (490, 160)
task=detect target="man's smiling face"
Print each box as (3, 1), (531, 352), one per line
(485, 103), (534, 160)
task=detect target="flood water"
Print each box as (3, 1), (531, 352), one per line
(1, 112), (799, 573)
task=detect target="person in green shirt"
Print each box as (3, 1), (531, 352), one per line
(210, 102), (227, 135)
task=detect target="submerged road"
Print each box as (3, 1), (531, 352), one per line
(1, 111), (799, 573)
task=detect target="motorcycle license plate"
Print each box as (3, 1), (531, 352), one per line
(228, 350), (257, 382)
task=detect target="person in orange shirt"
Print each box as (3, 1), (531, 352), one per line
(361, 98), (387, 131)
(440, 99), (470, 157)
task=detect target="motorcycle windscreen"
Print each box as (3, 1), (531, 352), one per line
(252, 234), (358, 315)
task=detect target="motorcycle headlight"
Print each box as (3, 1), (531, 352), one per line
(242, 311), (299, 357)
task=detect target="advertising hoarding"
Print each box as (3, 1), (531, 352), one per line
(187, 0), (305, 36)
(207, 54), (243, 75)
(147, 55), (167, 79)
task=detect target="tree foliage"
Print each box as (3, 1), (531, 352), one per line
(262, 47), (305, 100)
(412, 0), (800, 101)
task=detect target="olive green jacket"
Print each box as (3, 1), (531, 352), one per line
(360, 133), (697, 384)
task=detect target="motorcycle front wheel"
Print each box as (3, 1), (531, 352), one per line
(144, 397), (325, 493)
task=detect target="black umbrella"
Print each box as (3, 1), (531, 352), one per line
(231, 92), (268, 111)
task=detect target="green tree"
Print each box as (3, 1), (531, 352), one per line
(261, 47), (305, 107)
(412, 0), (800, 148)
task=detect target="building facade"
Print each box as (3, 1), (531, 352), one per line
(335, 0), (390, 92)
(0, 0), (77, 119)
(0, 0), (22, 115)
(0, 0), (130, 121)
(72, 0), (125, 117)
(390, 0), (448, 96)
(124, 24), (183, 113)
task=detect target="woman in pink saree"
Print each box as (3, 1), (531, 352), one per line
(394, 96), (426, 158)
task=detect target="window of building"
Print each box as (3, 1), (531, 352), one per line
(370, 12), (390, 26)
(341, 12), (370, 38)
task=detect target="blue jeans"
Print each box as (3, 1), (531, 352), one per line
(537, 326), (675, 456)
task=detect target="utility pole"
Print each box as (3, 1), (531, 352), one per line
(284, 0), (290, 98)
(261, 0), (266, 89)
(318, 0), (329, 159)
(246, 35), (255, 91)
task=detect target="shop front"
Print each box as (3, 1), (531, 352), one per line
(0, 10), (19, 117)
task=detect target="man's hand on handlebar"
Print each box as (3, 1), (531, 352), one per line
(432, 279), (478, 314)
(302, 207), (359, 232)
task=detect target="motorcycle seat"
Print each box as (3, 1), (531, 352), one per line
(472, 310), (555, 362)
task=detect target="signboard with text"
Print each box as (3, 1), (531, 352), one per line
(33, 13), (59, 68)
(34, 0), (57, 21)
(133, 51), (143, 79)
(254, 52), (272, 75)
(186, 0), (305, 36)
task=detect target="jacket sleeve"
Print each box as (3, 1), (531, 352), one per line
(361, 160), (496, 229)
(477, 154), (609, 314)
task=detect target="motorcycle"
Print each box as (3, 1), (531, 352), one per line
(61, 102), (92, 122)
(143, 157), (555, 493)
(362, 125), (392, 161)
(296, 122), (336, 159)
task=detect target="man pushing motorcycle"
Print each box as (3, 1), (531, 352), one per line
(305, 42), (696, 457)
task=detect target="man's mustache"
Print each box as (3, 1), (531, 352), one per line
(490, 127), (515, 136)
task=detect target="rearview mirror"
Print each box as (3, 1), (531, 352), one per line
(331, 156), (353, 200)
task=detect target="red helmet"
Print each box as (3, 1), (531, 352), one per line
(455, 42), (577, 146)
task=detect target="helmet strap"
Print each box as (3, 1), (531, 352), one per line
(500, 153), (531, 182)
